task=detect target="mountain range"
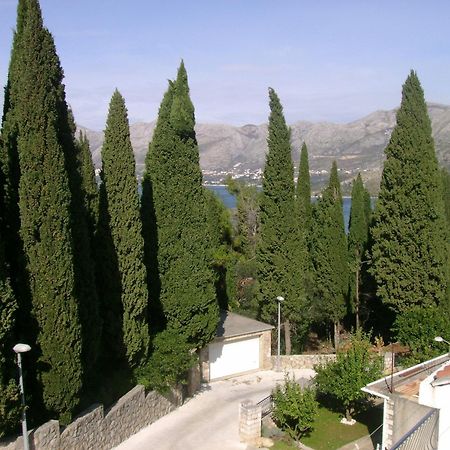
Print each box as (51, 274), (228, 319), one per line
(79, 103), (450, 193)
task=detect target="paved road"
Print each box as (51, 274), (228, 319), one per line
(114, 369), (315, 450)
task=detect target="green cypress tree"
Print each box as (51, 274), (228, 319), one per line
(370, 71), (448, 314)
(311, 162), (348, 349)
(441, 168), (450, 227)
(101, 90), (149, 367)
(141, 83), (174, 332)
(0, 0), (31, 346)
(256, 88), (307, 354)
(348, 173), (371, 329)
(10, 0), (83, 421)
(142, 62), (218, 348)
(76, 132), (99, 239)
(296, 142), (312, 237)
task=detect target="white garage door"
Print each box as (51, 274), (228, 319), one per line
(209, 336), (260, 380)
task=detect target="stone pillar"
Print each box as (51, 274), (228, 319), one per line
(239, 400), (262, 445)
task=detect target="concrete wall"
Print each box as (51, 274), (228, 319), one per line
(271, 354), (336, 370)
(0, 385), (184, 450)
(391, 395), (433, 445)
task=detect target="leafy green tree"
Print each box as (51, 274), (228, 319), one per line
(225, 177), (261, 317)
(315, 330), (382, 421)
(272, 374), (318, 440)
(348, 173), (371, 329)
(205, 188), (233, 310)
(226, 176), (261, 258)
(101, 90), (150, 368)
(311, 162), (348, 349)
(141, 62), (218, 348)
(394, 305), (450, 365)
(6, 0), (86, 421)
(256, 88), (307, 354)
(370, 71), (448, 314)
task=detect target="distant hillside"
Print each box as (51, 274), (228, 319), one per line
(79, 103), (450, 194)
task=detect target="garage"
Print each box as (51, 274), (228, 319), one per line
(209, 336), (260, 379)
(201, 311), (274, 381)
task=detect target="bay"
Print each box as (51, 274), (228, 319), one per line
(206, 185), (355, 231)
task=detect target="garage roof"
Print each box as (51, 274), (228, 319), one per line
(216, 311), (274, 339)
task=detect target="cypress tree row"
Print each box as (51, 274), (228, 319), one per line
(100, 90), (149, 368)
(142, 62), (218, 348)
(256, 88), (306, 353)
(7, 0), (84, 421)
(370, 71), (448, 314)
(311, 162), (348, 349)
(348, 173), (371, 329)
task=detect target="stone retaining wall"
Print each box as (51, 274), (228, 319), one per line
(271, 353), (336, 370)
(0, 384), (183, 450)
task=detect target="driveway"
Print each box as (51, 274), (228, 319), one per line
(114, 368), (315, 450)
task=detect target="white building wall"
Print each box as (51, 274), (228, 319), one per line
(419, 364), (450, 450)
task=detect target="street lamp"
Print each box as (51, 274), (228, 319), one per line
(276, 296), (284, 372)
(13, 343), (31, 450)
(434, 336), (450, 353)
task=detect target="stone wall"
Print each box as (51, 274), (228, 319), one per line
(260, 330), (272, 370)
(271, 354), (336, 370)
(0, 385), (184, 450)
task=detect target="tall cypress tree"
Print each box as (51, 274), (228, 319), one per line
(296, 142), (312, 237)
(311, 162), (348, 348)
(142, 62), (218, 348)
(76, 132), (99, 240)
(141, 83), (174, 332)
(256, 88), (306, 353)
(101, 90), (149, 368)
(370, 71), (448, 314)
(0, 0), (31, 347)
(348, 173), (371, 329)
(8, 0), (83, 421)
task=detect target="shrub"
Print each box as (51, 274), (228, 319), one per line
(272, 374), (318, 440)
(135, 329), (197, 393)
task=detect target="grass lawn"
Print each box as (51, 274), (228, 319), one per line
(300, 404), (383, 450)
(269, 402), (383, 450)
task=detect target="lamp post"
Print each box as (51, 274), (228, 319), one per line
(276, 296), (284, 372)
(13, 343), (31, 450)
(434, 336), (450, 352)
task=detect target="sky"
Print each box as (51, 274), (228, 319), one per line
(1, 0), (450, 131)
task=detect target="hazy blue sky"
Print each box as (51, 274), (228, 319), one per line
(1, 0), (450, 130)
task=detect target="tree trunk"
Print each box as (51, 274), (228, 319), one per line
(284, 319), (291, 355)
(346, 407), (353, 421)
(333, 321), (340, 351)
